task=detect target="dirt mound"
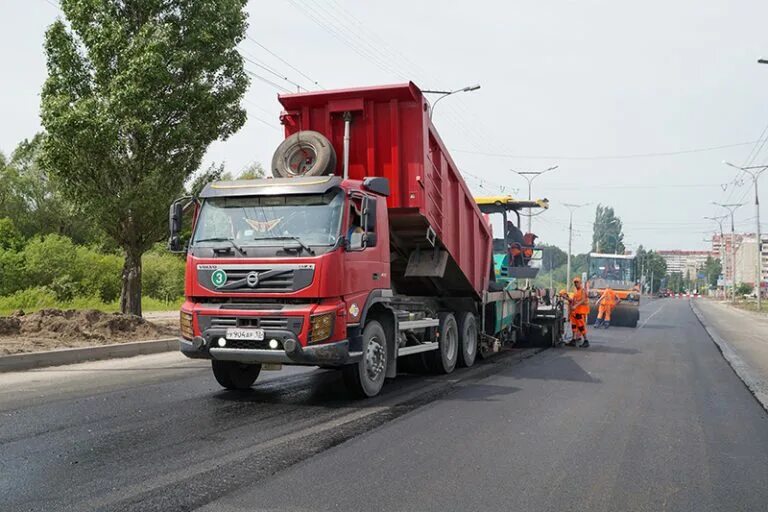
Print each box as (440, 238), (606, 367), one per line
(0, 317), (21, 336)
(14, 308), (174, 342)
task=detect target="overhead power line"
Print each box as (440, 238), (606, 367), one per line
(244, 68), (291, 93)
(239, 48), (308, 92)
(452, 140), (762, 161)
(245, 34), (323, 90)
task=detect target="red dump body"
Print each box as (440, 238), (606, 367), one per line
(278, 83), (492, 298)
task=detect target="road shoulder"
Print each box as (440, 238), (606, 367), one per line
(691, 299), (768, 412)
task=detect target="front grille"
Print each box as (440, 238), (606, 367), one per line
(199, 315), (303, 335)
(223, 269), (295, 291)
(197, 265), (315, 293)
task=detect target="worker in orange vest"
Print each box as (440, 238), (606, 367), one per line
(595, 287), (620, 328)
(567, 277), (590, 348)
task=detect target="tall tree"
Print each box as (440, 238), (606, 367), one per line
(238, 161), (266, 180)
(40, 0), (249, 315)
(540, 243), (568, 272)
(592, 204), (625, 254)
(4, 134), (97, 243)
(703, 256), (722, 288)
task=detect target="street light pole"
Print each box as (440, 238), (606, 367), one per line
(705, 215), (728, 299)
(714, 202), (744, 303)
(423, 84), (481, 120)
(511, 165), (559, 233)
(563, 202), (589, 291)
(724, 162), (767, 310)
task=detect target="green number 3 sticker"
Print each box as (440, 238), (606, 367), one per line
(211, 269), (227, 288)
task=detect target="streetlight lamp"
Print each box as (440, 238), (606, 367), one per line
(510, 165), (559, 233)
(423, 84), (481, 120)
(723, 161), (767, 310)
(705, 215), (728, 299)
(713, 202), (744, 303)
(563, 202), (590, 290)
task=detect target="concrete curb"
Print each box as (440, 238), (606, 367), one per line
(690, 301), (768, 413)
(0, 338), (179, 373)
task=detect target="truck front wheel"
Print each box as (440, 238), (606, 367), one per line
(211, 360), (261, 390)
(343, 320), (388, 398)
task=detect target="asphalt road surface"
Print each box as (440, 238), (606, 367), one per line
(2, 299), (767, 512)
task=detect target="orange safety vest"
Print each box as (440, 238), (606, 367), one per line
(600, 288), (617, 307)
(522, 233), (536, 258)
(571, 287), (590, 315)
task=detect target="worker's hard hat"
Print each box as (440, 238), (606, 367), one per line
(558, 289), (567, 296)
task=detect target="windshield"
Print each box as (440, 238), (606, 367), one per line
(589, 256), (636, 287)
(192, 189), (344, 247)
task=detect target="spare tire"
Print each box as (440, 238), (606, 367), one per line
(271, 130), (337, 178)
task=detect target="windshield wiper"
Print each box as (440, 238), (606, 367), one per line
(194, 237), (245, 255)
(251, 236), (315, 256)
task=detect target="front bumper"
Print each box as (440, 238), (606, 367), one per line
(180, 335), (361, 366)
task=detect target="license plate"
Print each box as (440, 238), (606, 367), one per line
(262, 363), (282, 371)
(225, 328), (265, 341)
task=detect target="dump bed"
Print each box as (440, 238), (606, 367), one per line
(278, 83), (492, 298)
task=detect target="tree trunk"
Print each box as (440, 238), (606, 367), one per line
(120, 246), (143, 317)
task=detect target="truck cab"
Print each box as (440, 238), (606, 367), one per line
(173, 175), (394, 389)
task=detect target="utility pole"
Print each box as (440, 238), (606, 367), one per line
(713, 202), (744, 303)
(563, 202), (589, 291)
(705, 216), (728, 299)
(511, 165), (559, 234)
(724, 162), (767, 310)
(650, 268), (654, 295)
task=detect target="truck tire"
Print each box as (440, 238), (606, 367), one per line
(211, 360), (261, 390)
(426, 313), (459, 374)
(343, 320), (388, 398)
(456, 311), (478, 368)
(271, 130), (337, 178)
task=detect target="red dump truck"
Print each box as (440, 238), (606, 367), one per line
(170, 83), (562, 397)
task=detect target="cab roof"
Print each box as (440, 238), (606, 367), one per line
(199, 175), (342, 198)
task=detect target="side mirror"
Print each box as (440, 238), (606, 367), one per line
(168, 201), (184, 253)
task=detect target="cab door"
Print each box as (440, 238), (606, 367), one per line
(342, 193), (390, 324)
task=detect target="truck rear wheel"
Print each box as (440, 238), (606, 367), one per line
(271, 130), (337, 178)
(457, 312), (478, 368)
(426, 313), (458, 374)
(343, 320), (388, 398)
(211, 360), (261, 390)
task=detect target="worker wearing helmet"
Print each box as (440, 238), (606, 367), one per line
(568, 277), (590, 348)
(595, 287), (620, 328)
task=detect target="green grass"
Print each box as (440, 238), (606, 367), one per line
(0, 294), (183, 317)
(730, 300), (768, 315)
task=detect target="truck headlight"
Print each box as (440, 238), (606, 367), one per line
(309, 313), (334, 344)
(180, 311), (194, 340)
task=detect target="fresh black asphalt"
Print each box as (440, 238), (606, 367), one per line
(2, 299), (767, 511)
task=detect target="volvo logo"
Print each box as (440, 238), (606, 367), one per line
(246, 271), (260, 288)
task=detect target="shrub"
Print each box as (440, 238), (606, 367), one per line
(23, 234), (78, 287)
(0, 218), (24, 251)
(74, 247), (123, 302)
(0, 287), (58, 312)
(0, 249), (27, 295)
(142, 252), (185, 302)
